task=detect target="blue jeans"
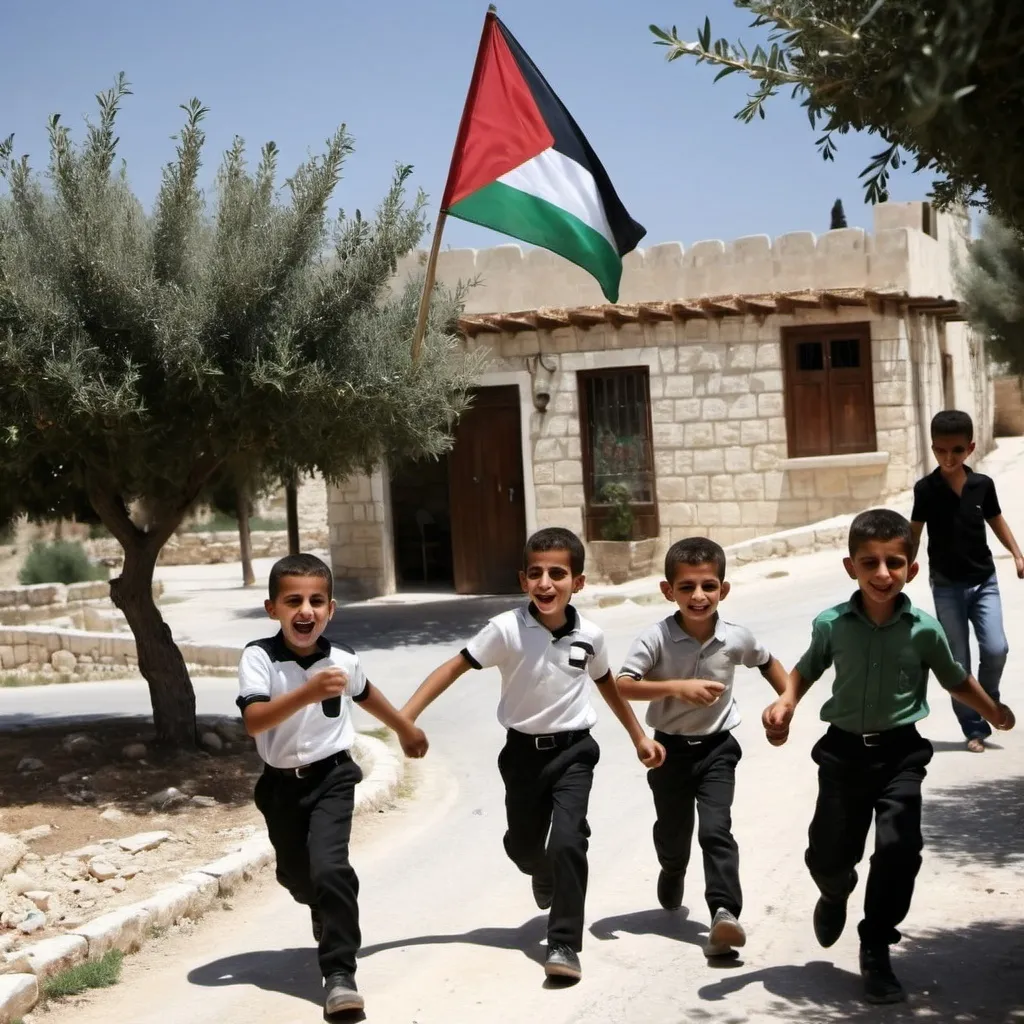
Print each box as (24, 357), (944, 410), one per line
(931, 574), (1009, 740)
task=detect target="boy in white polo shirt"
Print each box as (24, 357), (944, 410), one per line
(237, 553), (427, 1017)
(403, 527), (664, 982)
(618, 537), (787, 959)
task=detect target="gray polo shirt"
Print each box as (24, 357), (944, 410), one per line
(619, 614), (770, 736)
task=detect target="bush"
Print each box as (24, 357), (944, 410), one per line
(18, 541), (108, 585)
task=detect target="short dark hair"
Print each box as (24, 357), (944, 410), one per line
(847, 509), (913, 559)
(268, 553), (334, 601)
(664, 537), (727, 582)
(931, 409), (974, 442)
(524, 527), (586, 575)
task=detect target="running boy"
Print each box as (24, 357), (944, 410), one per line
(910, 409), (1024, 752)
(617, 537), (789, 959)
(402, 527), (665, 982)
(237, 553), (428, 1016)
(763, 510), (1015, 1004)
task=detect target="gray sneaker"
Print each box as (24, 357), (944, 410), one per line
(704, 908), (746, 958)
(324, 973), (364, 1014)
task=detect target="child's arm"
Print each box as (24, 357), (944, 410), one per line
(402, 653), (473, 723)
(358, 683), (429, 758)
(616, 675), (725, 706)
(949, 675), (1015, 730)
(761, 621), (832, 745)
(987, 514), (1024, 578)
(242, 666), (345, 737)
(595, 671), (665, 768)
(910, 520), (925, 560)
(758, 656), (790, 697)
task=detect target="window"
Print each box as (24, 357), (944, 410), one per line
(783, 324), (877, 458)
(577, 367), (658, 540)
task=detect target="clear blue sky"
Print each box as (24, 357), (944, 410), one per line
(1, 0), (935, 251)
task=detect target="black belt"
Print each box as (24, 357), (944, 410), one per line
(507, 728), (590, 752)
(828, 723), (919, 749)
(655, 729), (730, 748)
(265, 749), (352, 780)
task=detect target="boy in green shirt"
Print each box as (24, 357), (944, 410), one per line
(763, 509), (1014, 1005)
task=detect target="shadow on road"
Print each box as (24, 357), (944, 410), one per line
(358, 913), (549, 966)
(689, 918), (1024, 1022)
(589, 906), (707, 950)
(924, 773), (1024, 868)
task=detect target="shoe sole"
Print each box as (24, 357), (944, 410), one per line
(544, 961), (582, 980)
(657, 873), (684, 911)
(863, 987), (907, 1005)
(708, 917), (746, 950)
(325, 991), (365, 1013)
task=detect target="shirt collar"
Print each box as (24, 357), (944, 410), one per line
(840, 591), (916, 627)
(526, 601), (579, 640)
(272, 630), (331, 670)
(667, 611), (726, 645)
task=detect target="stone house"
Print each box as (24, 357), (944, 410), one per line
(327, 201), (992, 597)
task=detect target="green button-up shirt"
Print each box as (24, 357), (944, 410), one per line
(795, 592), (967, 734)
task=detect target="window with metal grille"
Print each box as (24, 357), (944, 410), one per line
(577, 367), (658, 540)
(782, 323), (877, 458)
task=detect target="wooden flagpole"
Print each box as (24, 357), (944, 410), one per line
(410, 4), (498, 364)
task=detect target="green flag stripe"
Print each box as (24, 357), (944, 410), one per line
(449, 180), (623, 302)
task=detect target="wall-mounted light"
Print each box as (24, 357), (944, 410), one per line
(528, 352), (557, 414)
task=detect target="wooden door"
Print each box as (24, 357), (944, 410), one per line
(449, 386), (527, 594)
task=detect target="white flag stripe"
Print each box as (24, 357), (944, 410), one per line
(498, 148), (618, 252)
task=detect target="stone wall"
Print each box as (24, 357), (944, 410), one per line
(994, 375), (1024, 436)
(0, 581), (162, 628)
(391, 202), (968, 315)
(326, 470), (395, 598)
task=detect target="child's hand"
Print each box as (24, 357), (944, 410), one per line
(398, 722), (430, 758)
(762, 699), (795, 746)
(995, 702), (1016, 731)
(1015, 555), (1024, 579)
(305, 667), (348, 703)
(673, 679), (726, 706)
(636, 736), (666, 768)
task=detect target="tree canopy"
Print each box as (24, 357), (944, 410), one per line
(959, 218), (1024, 376)
(651, 2), (1024, 231)
(0, 75), (482, 745)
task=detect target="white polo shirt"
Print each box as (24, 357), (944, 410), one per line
(236, 632), (368, 769)
(462, 603), (610, 734)
(619, 614), (770, 736)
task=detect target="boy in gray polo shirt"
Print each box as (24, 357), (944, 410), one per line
(618, 537), (788, 958)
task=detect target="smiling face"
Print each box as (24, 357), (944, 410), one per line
(265, 574), (336, 656)
(844, 538), (918, 622)
(519, 547), (582, 629)
(931, 433), (975, 476)
(660, 561), (729, 638)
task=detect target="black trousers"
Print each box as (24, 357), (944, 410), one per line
(648, 730), (742, 918)
(254, 753), (363, 978)
(806, 724), (933, 947)
(497, 729), (600, 951)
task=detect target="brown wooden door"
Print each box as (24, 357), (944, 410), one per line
(449, 386), (527, 594)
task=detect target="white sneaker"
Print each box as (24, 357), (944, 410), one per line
(704, 907), (746, 958)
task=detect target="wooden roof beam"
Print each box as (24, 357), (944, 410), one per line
(602, 304), (641, 327)
(668, 300), (705, 320)
(637, 302), (674, 323)
(699, 297), (742, 316)
(566, 307), (607, 329)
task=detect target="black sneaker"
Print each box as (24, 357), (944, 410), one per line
(532, 869), (554, 910)
(860, 945), (906, 1004)
(812, 870), (856, 948)
(324, 973), (364, 1014)
(311, 907), (323, 944)
(656, 869), (684, 910)
(544, 942), (582, 980)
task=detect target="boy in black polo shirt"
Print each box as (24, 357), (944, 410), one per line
(763, 510), (1014, 1004)
(910, 410), (1024, 752)
(237, 553), (428, 1017)
(403, 527), (665, 982)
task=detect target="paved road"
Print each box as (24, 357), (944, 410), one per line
(8, 535), (1024, 1023)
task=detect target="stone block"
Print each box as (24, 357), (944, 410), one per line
(724, 447), (752, 473)
(740, 419), (769, 445)
(755, 343), (782, 369)
(734, 474), (765, 501)
(693, 449), (725, 474)
(661, 503), (697, 527)
(740, 501), (777, 527)
(178, 871), (222, 912)
(674, 399), (701, 422)
(652, 423), (684, 447)
(674, 450), (695, 475)
(654, 450), (675, 477)
(749, 370), (783, 393)
(532, 462), (554, 485)
(720, 374), (750, 395)
(535, 486), (564, 509)
(753, 444), (784, 471)
(710, 475), (735, 501)
(553, 461), (583, 484)
(72, 904), (152, 958)
(683, 423), (715, 449)
(767, 417), (788, 442)
(714, 422), (742, 446)
(758, 393), (785, 417)
(664, 375), (694, 398)
(701, 398), (728, 421)
(650, 398), (674, 424)
(561, 485), (586, 507)
(815, 470), (851, 498)
(19, 935), (87, 979)
(0, 973), (38, 1021)
(686, 476), (710, 502)
(192, 850), (262, 895)
(656, 478), (687, 502)
(874, 380), (908, 405)
(726, 344), (757, 371)
(728, 393), (758, 419)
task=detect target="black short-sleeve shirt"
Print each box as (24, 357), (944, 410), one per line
(911, 466), (1001, 585)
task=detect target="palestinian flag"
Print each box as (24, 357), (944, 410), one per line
(441, 12), (646, 303)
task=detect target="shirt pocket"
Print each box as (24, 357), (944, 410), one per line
(895, 654), (926, 693)
(568, 641), (594, 672)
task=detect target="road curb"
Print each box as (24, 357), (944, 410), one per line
(0, 732), (403, 1023)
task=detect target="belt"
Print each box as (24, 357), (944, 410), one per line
(507, 728), (590, 752)
(655, 730), (730, 750)
(266, 749), (352, 780)
(828, 724), (919, 749)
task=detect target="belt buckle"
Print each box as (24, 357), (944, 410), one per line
(535, 735), (557, 751)
(293, 763), (312, 778)
(862, 733), (881, 748)
(686, 738), (703, 746)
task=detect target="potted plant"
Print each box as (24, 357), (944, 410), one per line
(588, 483), (657, 585)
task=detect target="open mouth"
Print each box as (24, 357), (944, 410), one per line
(534, 593), (556, 608)
(293, 620), (316, 636)
(687, 604), (712, 614)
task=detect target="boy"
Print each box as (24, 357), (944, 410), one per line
(763, 509), (1015, 1004)
(910, 409), (1024, 752)
(617, 537), (789, 959)
(237, 553), (428, 1017)
(402, 527), (665, 982)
